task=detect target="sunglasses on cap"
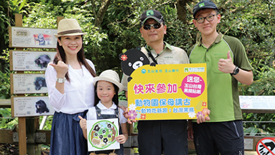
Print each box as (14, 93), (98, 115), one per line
(143, 23), (162, 30)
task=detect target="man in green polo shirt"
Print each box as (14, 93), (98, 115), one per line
(187, 0), (253, 154)
(121, 10), (189, 155)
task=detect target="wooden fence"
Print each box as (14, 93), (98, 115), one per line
(1, 98), (275, 154)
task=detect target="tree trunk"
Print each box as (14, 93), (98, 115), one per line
(93, 0), (112, 27)
(176, 0), (193, 24)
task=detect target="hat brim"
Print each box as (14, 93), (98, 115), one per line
(141, 17), (162, 26)
(193, 6), (217, 18)
(54, 32), (87, 38)
(93, 77), (124, 93)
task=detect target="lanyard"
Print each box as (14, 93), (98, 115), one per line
(145, 45), (159, 64)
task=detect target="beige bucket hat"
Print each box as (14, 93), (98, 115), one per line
(55, 19), (86, 38)
(93, 70), (123, 93)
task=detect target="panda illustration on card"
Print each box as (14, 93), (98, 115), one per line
(120, 47), (155, 82)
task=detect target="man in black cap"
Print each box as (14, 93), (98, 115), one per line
(121, 9), (189, 155)
(188, 0), (253, 154)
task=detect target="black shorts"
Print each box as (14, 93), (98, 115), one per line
(137, 120), (188, 155)
(193, 120), (244, 155)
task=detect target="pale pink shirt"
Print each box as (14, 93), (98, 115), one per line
(45, 59), (95, 114)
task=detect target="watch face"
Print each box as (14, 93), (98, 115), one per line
(57, 78), (65, 83)
(233, 67), (239, 75)
(235, 68), (239, 74)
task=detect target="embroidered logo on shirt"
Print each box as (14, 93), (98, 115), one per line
(164, 56), (173, 59)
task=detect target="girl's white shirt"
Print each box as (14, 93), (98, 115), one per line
(87, 101), (127, 124)
(45, 59), (95, 114)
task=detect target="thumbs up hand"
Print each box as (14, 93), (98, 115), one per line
(49, 60), (68, 78)
(218, 51), (235, 73)
(78, 115), (87, 130)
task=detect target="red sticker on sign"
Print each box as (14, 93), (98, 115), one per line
(256, 137), (275, 155)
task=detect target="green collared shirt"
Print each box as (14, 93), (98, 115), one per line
(188, 33), (253, 122)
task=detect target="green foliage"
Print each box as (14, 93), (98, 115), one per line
(242, 67), (275, 136)
(216, 0), (275, 75)
(40, 116), (53, 130)
(0, 108), (17, 129)
(118, 91), (126, 101)
(0, 70), (10, 99)
(248, 68), (275, 95)
(0, 49), (11, 99)
(243, 112), (275, 136)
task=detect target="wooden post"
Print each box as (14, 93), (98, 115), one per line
(18, 117), (27, 155)
(14, 13), (27, 155)
(10, 14), (62, 155)
(26, 117), (40, 155)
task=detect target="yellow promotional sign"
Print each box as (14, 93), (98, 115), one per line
(127, 63), (208, 120)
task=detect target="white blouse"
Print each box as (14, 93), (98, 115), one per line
(87, 101), (127, 124)
(45, 59), (95, 114)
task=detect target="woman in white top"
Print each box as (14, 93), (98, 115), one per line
(79, 70), (128, 155)
(45, 19), (96, 155)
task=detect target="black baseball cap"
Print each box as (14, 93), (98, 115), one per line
(193, 0), (218, 18)
(140, 10), (165, 26)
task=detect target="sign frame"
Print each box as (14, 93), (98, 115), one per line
(127, 63), (208, 121)
(9, 27), (58, 48)
(11, 96), (54, 117)
(10, 73), (48, 94)
(10, 50), (56, 71)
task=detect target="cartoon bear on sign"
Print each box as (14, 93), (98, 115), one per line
(119, 47), (153, 82)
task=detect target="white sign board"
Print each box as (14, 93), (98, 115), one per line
(244, 138), (253, 150)
(11, 51), (56, 71)
(11, 74), (47, 94)
(87, 118), (120, 152)
(9, 27), (57, 48)
(239, 96), (275, 110)
(12, 96), (54, 117)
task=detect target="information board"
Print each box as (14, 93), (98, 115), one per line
(12, 96), (54, 117)
(10, 51), (56, 71)
(9, 27), (57, 48)
(10, 74), (47, 94)
(240, 96), (275, 110)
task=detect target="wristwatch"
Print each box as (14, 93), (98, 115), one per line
(56, 77), (66, 83)
(230, 66), (239, 75)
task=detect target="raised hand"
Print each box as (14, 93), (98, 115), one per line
(78, 115), (87, 130)
(50, 60), (68, 77)
(218, 51), (235, 73)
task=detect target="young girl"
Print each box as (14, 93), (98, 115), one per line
(45, 19), (96, 155)
(79, 70), (128, 155)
